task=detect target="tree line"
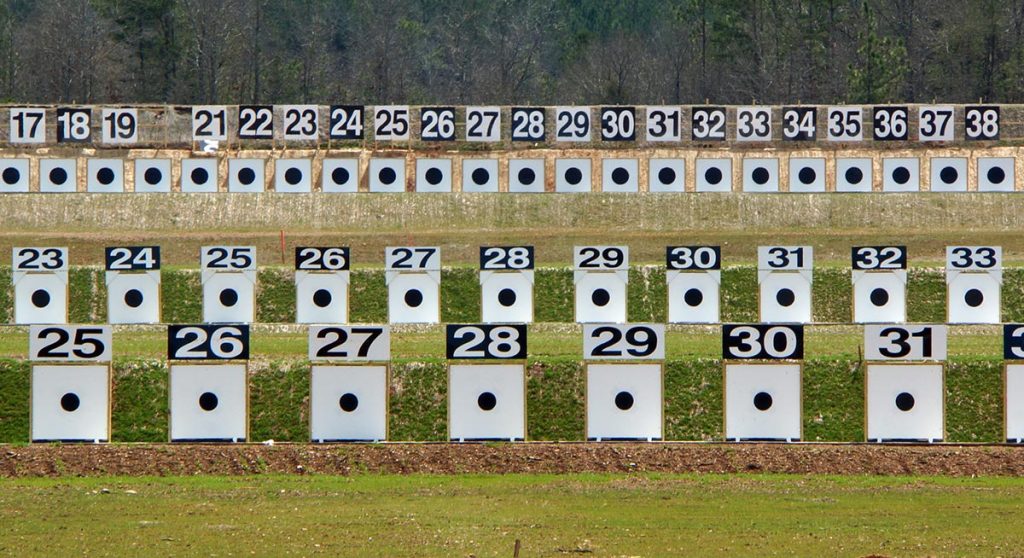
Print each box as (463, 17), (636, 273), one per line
(0, 0), (1022, 105)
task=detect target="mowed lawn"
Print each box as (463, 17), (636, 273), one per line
(0, 473), (1021, 557)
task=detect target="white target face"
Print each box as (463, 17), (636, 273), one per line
(415, 158), (452, 192)
(601, 158), (638, 192)
(202, 273), (255, 323)
(107, 273), (160, 324)
(86, 159), (124, 193)
(133, 159), (171, 193)
(852, 272), (906, 323)
(882, 158), (920, 192)
(742, 158), (779, 192)
(865, 364), (943, 442)
(648, 158), (684, 192)
(508, 159), (545, 192)
(835, 158), (873, 192)
(310, 365), (387, 442)
(1005, 365), (1024, 443)
(724, 364), (801, 441)
(321, 159), (359, 192)
(0, 159), (29, 192)
(977, 158), (1014, 192)
(586, 363), (662, 441)
(181, 158), (219, 192)
(947, 273), (1000, 324)
(387, 273), (439, 324)
(575, 273), (627, 323)
(39, 159), (77, 192)
(449, 364), (525, 441)
(368, 158), (405, 192)
(296, 272), (349, 324)
(31, 365), (110, 442)
(462, 159), (499, 192)
(667, 272), (719, 323)
(555, 158), (592, 192)
(481, 272), (533, 323)
(275, 159), (312, 193)
(788, 158), (826, 192)
(759, 272), (812, 323)
(227, 158), (265, 192)
(14, 273), (67, 324)
(169, 364), (247, 442)
(695, 158), (732, 192)
(929, 157), (967, 192)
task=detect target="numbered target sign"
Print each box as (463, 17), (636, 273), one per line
(29, 325), (112, 362)
(826, 106), (863, 141)
(386, 246), (440, 271)
(918, 105), (954, 142)
(309, 325), (390, 362)
(1002, 324), (1024, 360)
(965, 105), (999, 140)
(781, 106), (816, 141)
(947, 245), (1001, 271)
(105, 246), (161, 324)
(446, 324), (527, 360)
(946, 245), (1002, 324)
(328, 105), (364, 139)
(168, 324), (250, 360)
(9, 108), (46, 143)
(466, 106), (501, 142)
(574, 245), (628, 270)
(98, 108), (138, 144)
(583, 324), (664, 361)
(201, 246), (257, 323)
(56, 108), (91, 142)
(296, 246), (349, 271)
(385, 246), (441, 324)
(852, 246), (907, 270)
(574, 245), (629, 323)
(279, 105), (319, 141)
(237, 105), (273, 139)
(600, 107), (635, 141)
(872, 106), (909, 141)
(191, 106), (227, 141)
(105, 246), (159, 271)
(420, 107), (456, 141)
(295, 247), (351, 324)
(851, 246), (908, 324)
(480, 246), (534, 271)
(373, 105), (410, 141)
(644, 106), (681, 142)
(691, 106), (726, 141)
(722, 324), (804, 360)
(864, 325), (947, 361)
(666, 246), (721, 324)
(667, 246), (720, 271)
(202, 246), (256, 271)
(736, 107), (772, 141)
(758, 246), (813, 323)
(759, 246), (812, 270)
(13, 246), (67, 271)
(510, 107), (545, 142)
(12, 247), (69, 325)
(479, 246), (534, 324)
(555, 106), (591, 142)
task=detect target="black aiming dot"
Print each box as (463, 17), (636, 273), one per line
(60, 392), (80, 412)
(564, 167), (583, 185)
(591, 288), (611, 307)
(191, 167), (209, 185)
(751, 167), (770, 185)
(987, 166), (1006, 184)
(892, 166), (910, 185)
(518, 167), (536, 185)
(611, 167), (630, 185)
(477, 392), (497, 411)
(845, 167), (864, 184)
(2, 167), (20, 185)
(123, 289), (144, 308)
(49, 167), (68, 185)
(657, 167), (676, 185)
(614, 391), (634, 411)
(497, 288), (517, 307)
(404, 288), (423, 307)
(331, 167), (350, 185)
(775, 288), (795, 307)
(144, 167), (163, 185)
(339, 393), (359, 412)
(378, 166), (397, 185)
(424, 167), (443, 186)
(97, 167), (115, 185)
(198, 391), (219, 411)
(964, 288), (984, 307)
(471, 168), (490, 185)
(219, 288), (239, 307)
(683, 288), (704, 307)
(895, 392), (915, 412)
(31, 289), (50, 308)
(312, 288), (333, 308)
(798, 167), (816, 185)
(237, 167), (256, 186)
(285, 167), (303, 185)
(704, 166), (723, 185)
(869, 288), (889, 307)
(939, 166), (958, 184)
(753, 391), (773, 411)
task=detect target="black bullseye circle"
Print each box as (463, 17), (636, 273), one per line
(97, 167), (115, 185)
(964, 288), (984, 307)
(2, 167), (20, 184)
(331, 167), (350, 185)
(870, 288), (889, 307)
(775, 288), (795, 307)
(144, 167), (163, 185)
(591, 288), (610, 307)
(705, 167), (723, 185)
(198, 392), (218, 411)
(895, 392), (915, 412)
(31, 289), (50, 308)
(124, 289), (144, 308)
(939, 166), (958, 184)
(683, 288), (704, 307)
(565, 167), (583, 185)
(987, 167), (1006, 184)
(614, 391), (634, 411)
(751, 167), (770, 185)
(611, 167), (629, 185)
(60, 392), (80, 412)
(219, 288), (239, 307)
(312, 289), (333, 308)
(404, 289), (423, 307)
(658, 167), (676, 185)
(477, 392), (497, 411)
(379, 167), (397, 185)
(497, 288), (517, 307)
(518, 168), (536, 185)
(237, 167), (256, 185)
(753, 391), (773, 411)
(798, 167), (816, 185)
(892, 166), (910, 185)
(285, 167), (303, 185)
(339, 393), (359, 412)
(49, 167), (68, 185)
(191, 167), (209, 185)
(845, 167), (864, 184)
(472, 168), (490, 185)
(425, 167), (443, 185)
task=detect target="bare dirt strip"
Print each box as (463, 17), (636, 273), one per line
(2, 443), (1024, 478)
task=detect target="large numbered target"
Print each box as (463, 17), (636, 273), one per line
(586, 363), (662, 441)
(461, 159), (499, 192)
(555, 158), (592, 193)
(882, 158), (920, 192)
(787, 158), (825, 193)
(929, 157), (967, 192)
(449, 364), (525, 441)
(648, 158), (685, 192)
(388, 273), (439, 323)
(133, 159), (171, 193)
(576, 273), (627, 323)
(835, 158), (873, 192)
(724, 364), (801, 442)
(296, 272), (349, 324)
(274, 158), (312, 193)
(368, 158), (405, 192)
(742, 158), (779, 192)
(31, 365), (110, 442)
(481, 273), (532, 323)
(667, 272), (719, 323)
(978, 158), (1014, 192)
(1005, 364), (1024, 443)
(760, 274), (812, 323)
(321, 158), (359, 192)
(227, 158), (265, 192)
(601, 158), (638, 192)
(508, 159), (545, 192)
(107, 274), (160, 324)
(39, 159), (78, 192)
(310, 365), (387, 442)
(86, 159), (124, 193)
(0, 158), (29, 192)
(415, 158), (452, 192)
(695, 158), (732, 192)
(13, 247), (68, 325)
(948, 272), (1000, 323)
(169, 364), (247, 442)
(865, 364), (944, 442)
(181, 158), (219, 192)
(853, 273), (906, 323)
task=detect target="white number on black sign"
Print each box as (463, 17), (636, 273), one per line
(201, 246), (255, 270)
(691, 107), (726, 141)
(191, 106), (227, 140)
(386, 247), (440, 270)
(29, 325), (111, 362)
(736, 107), (771, 141)
(645, 106), (681, 142)
(168, 324), (249, 360)
(872, 106), (908, 141)
(965, 105), (999, 140)
(851, 246), (906, 270)
(480, 246), (534, 270)
(466, 106), (500, 141)
(420, 107), (456, 141)
(574, 246), (627, 270)
(865, 324), (946, 361)
(918, 105), (953, 141)
(329, 105), (364, 139)
(782, 107), (815, 140)
(666, 246), (721, 270)
(56, 108), (91, 142)
(100, 108), (138, 144)
(9, 108), (45, 143)
(947, 246), (999, 270)
(600, 107), (635, 141)
(826, 107), (862, 141)
(309, 325), (389, 361)
(1003, 325), (1024, 359)
(105, 246), (160, 271)
(281, 105), (319, 140)
(759, 246), (810, 270)
(722, 324), (803, 360)
(295, 247), (349, 271)
(446, 324), (527, 359)
(238, 105), (273, 139)
(373, 106), (410, 140)
(583, 324), (664, 360)
(555, 107), (591, 141)
(13, 247), (67, 271)
(510, 107), (545, 141)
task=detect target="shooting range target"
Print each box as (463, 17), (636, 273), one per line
(977, 158), (1014, 192)
(759, 272), (811, 322)
(481, 272), (533, 323)
(852, 272), (906, 323)
(601, 158), (639, 192)
(181, 158), (219, 192)
(0, 158), (29, 192)
(227, 158), (265, 192)
(13, 247), (69, 325)
(555, 158), (592, 192)
(508, 159), (545, 193)
(169, 364), (248, 442)
(107, 274), (160, 324)
(203, 273), (255, 323)
(724, 363), (801, 441)
(835, 158), (873, 192)
(321, 158), (359, 192)
(274, 158), (312, 192)
(31, 365), (110, 442)
(39, 159), (78, 193)
(742, 158), (779, 192)
(415, 158), (452, 192)
(387, 272), (439, 323)
(310, 365), (388, 442)
(865, 364), (944, 442)
(948, 273), (1000, 323)
(1005, 364), (1024, 443)
(133, 159), (171, 193)
(788, 158), (826, 192)
(449, 364), (525, 441)
(461, 159), (499, 192)
(667, 272), (719, 323)
(575, 272), (627, 323)
(86, 159), (124, 192)
(296, 272), (349, 324)
(648, 158), (685, 192)
(586, 363), (662, 441)
(929, 157), (967, 192)
(695, 158), (732, 192)
(882, 158), (920, 192)
(368, 158), (405, 192)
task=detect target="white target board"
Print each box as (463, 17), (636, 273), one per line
(322, 159), (359, 192)
(39, 159), (77, 192)
(601, 158), (638, 192)
(555, 158), (591, 192)
(12, 247), (68, 324)
(386, 246), (440, 324)
(835, 158), (873, 192)
(415, 158), (452, 192)
(666, 246), (721, 323)
(134, 159), (171, 192)
(788, 158), (825, 193)
(275, 159), (312, 192)
(946, 246), (1001, 324)
(695, 158), (732, 192)
(574, 246), (628, 323)
(295, 247), (350, 324)
(86, 159), (124, 193)
(480, 246), (534, 323)
(279, 105), (320, 141)
(758, 246), (813, 323)
(724, 364), (801, 441)
(1003, 325), (1024, 442)
(227, 158), (265, 192)
(309, 325), (391, 442)
(865, 364), (944, 442)
(882, 158), (920, 192)
(978, 158), (1014, 192)
(181, 158), (219, 192)
(446, 324), (527, 441)
(851, 246), (907, 323)
(201, 246), (256, 323)
(169, 364), (248, 442)
(462, 159), (499, 192)
(742, 158), (779, 192)
(648, 158), (684, 192)
(929, 157), (967, 192)
(105, 246), (161, 324)
(368, 158), (405, 192)
(0, 158), (29, 192)
(192, 106), (227, 141)
(584, 324), (664, 440)
(508, 159), (545, 192)
(466, 106), (501, 142)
